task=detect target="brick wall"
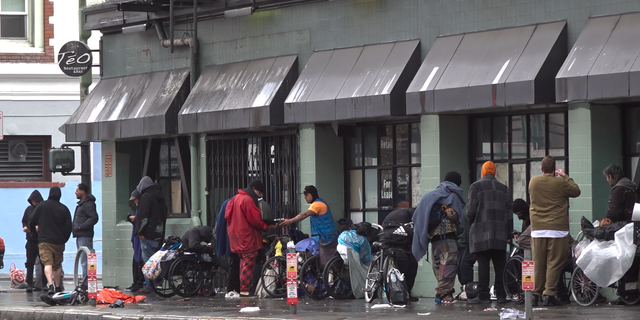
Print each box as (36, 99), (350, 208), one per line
(0, 0), (54, 63)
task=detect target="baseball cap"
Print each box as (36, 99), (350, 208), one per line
(129, 189), (141, 201)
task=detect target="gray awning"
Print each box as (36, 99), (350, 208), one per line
(284, 40), (421, 123)
(556, 13), (640, 102)
(178, 55), (298, 133)
(64, 69), (190, 142)
(407, 21), (567, 114)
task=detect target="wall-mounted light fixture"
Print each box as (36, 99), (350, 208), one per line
(224, 6), (254, 18)
(122, 23), (149, 34)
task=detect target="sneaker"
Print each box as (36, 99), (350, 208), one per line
(467, 297), (491, 304)
(240, 293), (257, 298)
(409, 296), (420, 302)
(225, 291), (240, 299)
(542, 295), (562, 306)
(532, 295), (539, 306)
(441, 295), (456, 304)
(457, 291), (468, 301)
(125, 285), (141, 292)
(33, 287), (42, 292)
(26, 286), (33, 293)
(137, 287), (153, 294)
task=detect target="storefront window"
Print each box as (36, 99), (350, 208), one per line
(471, 111), (568, 203)
(625, 106), (640, 180)
(159, 140), (184, 217)
(346, 122), (421, 224)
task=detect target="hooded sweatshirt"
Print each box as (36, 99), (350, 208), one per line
(181, 226), (214, 254)
(135, 176), (168, 242)
(73, 194), (99, 238)
(605, 177), (637, 223)
(21, 190), (44, 242)
(29, 187), (72, 245)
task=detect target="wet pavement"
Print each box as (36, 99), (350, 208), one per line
(1, 282), (640, 320)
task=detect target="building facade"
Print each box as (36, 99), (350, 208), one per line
(76, 0), (640, 296)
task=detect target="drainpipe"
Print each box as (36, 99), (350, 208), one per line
(79, 0), (91, 189)
(154, 20), (194, 48)
(188, 1), (201, 227)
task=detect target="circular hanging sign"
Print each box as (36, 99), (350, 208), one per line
(58, 41), (92, 77)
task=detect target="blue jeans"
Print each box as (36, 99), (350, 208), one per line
(76, 237), (93, 286)
(141, 239), (160, 288)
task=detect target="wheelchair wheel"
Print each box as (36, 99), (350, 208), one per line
(169, 256), (204, 297)
(364, 253), (383, 303)
(300, 255), (329, 300)
(503, 255), (525, 304)
(152, 276), (176, 298)
(323, 256), (353, 299)
(571, 266), (599, 306)
(261, 255), (287, 298)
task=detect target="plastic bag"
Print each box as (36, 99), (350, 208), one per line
(9, 262), (25, 288)
(499, 308), (526, 319)
(576, 223), (637, 287)
(386, 267), (409, 305)
(142, 250), (168, 280)
(573, 237), (591, 259)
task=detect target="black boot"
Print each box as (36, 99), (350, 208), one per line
(532, 294), (539, 306)
(40, 284), (56, 306)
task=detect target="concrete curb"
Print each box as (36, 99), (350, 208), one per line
(0, 307), (285, 320)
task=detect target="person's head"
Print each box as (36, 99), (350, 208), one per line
(444, 171), (462, 187)
(603, 165), (624, 187)
(512, 198), (530, 221)
(541, 156), (555, 174)
(481, 161), (496, 177)
(75, 183), (89, 200)
(303, 185), (319, 203)
(129, 189), (141, 206)
(249, 180), (265, 197)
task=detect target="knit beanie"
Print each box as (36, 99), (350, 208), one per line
(444, 171), (462, 187)
(481, 161), (496, 177)
(249, 180), (265, 193)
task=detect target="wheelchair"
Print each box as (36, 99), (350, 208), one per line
(299, 235), (337, 300)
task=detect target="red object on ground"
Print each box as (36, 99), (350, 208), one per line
(96, 288), (146, 304)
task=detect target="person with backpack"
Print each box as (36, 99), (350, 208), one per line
(412, 171), (466, 304)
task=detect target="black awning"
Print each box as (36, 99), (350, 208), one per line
(178, 55), (298, 133)
(64, 69), (190, 142)
(407, 21), (567, 114)
(556, 13), (640, 102)
(284, 40), (420, 123)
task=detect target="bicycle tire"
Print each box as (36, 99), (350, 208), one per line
(300, 255), (329, 300)
(323, 256), (353, 299)
(261, 255), (287, 298)
(168, 256), (204, 297)
(364, 252), (383, 303)
(382, 253), (395, 303)
(503, 255), (524, 304)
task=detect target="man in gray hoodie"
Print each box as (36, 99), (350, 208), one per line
(73, 183), (99, 288)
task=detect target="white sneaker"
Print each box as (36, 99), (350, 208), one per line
(225, 290), (240, 299)
(457, 292), (467, 301)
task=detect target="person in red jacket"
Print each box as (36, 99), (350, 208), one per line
(225, 180), (274, 297)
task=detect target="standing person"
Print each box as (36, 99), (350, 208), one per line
(412, 171), (466, 303)
(135, 176), (168, 294)
(21, 190), (44, 292)
(600, 165), (636, 226)
(125, 189), (144, 292)
(215, 197), (241, 296)
(529, 156), (580, 306)
(29, 186), (72, 305)
(225, 180), (272, 297)
(73, 183), (99, 288)
(456, 218), (476, 301)
(466, 161), (512, 304)
(280, 185), (338, 243)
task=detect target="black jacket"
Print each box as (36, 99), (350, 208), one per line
(29, 187), (72, 245)
(21, 190), (44, 242)
(181, 226), (214, 254)
(605, 177), (637, 223)
(135, 182), (168, 242)
(73, 194), (99, 238)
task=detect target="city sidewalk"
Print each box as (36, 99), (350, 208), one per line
(0, 281), (638, 320)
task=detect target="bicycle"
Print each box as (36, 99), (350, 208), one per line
(260, 232), (292, 298)
(363, 241), (403, 303)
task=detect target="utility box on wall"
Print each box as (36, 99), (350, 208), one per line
(48, 148), (75, 173)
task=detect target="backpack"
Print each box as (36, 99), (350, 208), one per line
(379, 221), (413, 249)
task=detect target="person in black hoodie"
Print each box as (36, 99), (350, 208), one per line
(73, 183), (99, 289)
(134, 176), (168, 293)
(21, 189), (44, 292)
(29, 186), (72, 305)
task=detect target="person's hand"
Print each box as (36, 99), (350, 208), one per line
(555, 169), (566, 177)
(35, 225), (39, 232)
(268, 224), (277, 229)
(514, 234), (519, 242)
(139, 235), (145, 240)
(128, 215), (136, 222)
(23, 226), (28, 233)
(280, 219), (292, 227)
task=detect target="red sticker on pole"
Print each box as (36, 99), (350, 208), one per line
(522, 260), (534, 290)
(286, 253), (298, 305)
(87, 253), (98, 299)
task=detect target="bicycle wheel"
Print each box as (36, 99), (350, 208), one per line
(261, 255), (287, 298)
(169, 256), (204, 297)
(323, 256), (353, 299)
(571, 266), (599, 306)
(364, 252), (383, 303)
(503, 255), (524, 304)
(152, 275), (176, 298)
(300, 255), (328, 300)
(382, 253), (395, 302)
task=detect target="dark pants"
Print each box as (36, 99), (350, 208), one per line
(228, 256), (240, 293)
(394, 250), (418, 292)
(131, 257), (145, 288)
(475, 249), (506, 300)
(457, 246), (476, 286)
(25, 240), (39, 287)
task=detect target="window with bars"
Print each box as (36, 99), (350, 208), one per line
(0, 136), (49, 181)
(470, 111), (568, 202)
(0, 0), (27, 39)
(345, 123), (422, 224)
(623, 105), (640, 183)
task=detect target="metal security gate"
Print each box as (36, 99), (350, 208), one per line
(207, 132), (299, 226)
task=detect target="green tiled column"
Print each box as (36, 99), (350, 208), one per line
(567, 103), (622, 234)
(298, 124), (345, 234)
(413, 114), (469, 298)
